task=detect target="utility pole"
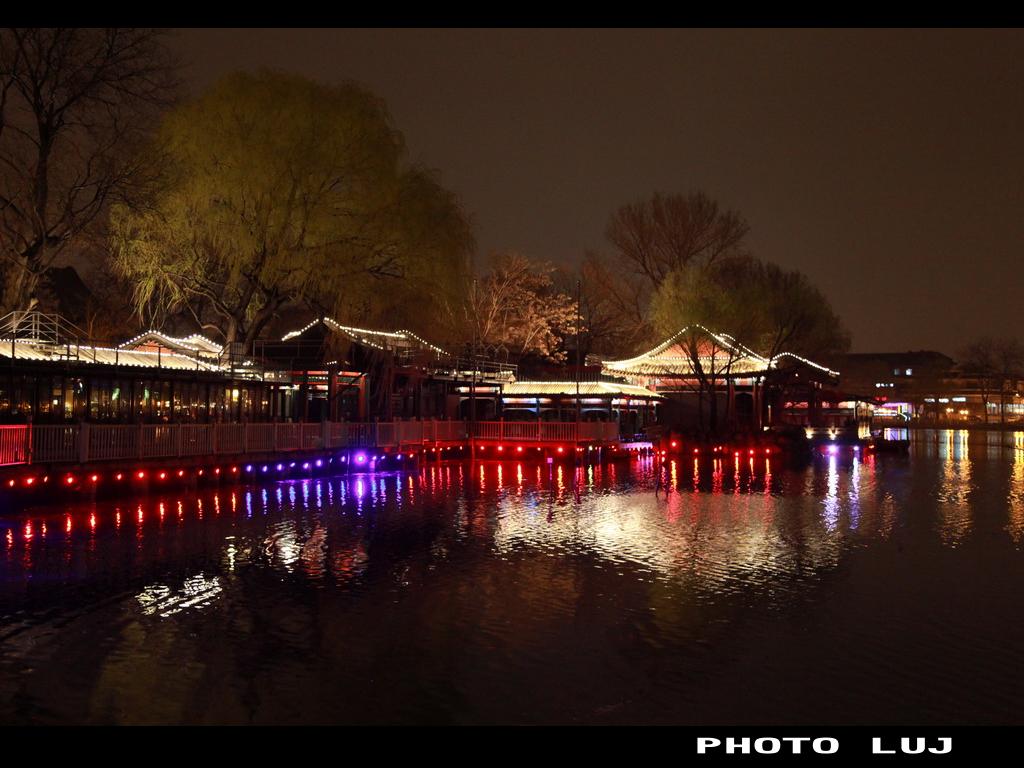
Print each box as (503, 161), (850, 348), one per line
(470, 278), (478, 463)
(575, 277), (582, 464)
(575, 277), (582, 426)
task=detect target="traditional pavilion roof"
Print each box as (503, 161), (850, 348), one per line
(502, 381), (662, 399)
(0, 338), (223, 371)
(118, 330), (224, 357)
(280, 317), (446, 356)
(601, 325), (839, 379)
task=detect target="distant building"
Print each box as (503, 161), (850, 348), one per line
(822, 351), (1024, 425)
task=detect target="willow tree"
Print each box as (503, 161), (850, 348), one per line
(649, 256), (763, 431)
(111, 70), (473, 347)
(581, 191), (750, 357)
(649, 256), (849, 431)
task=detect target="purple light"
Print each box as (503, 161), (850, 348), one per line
(828, 445), (839, 455)
(245, 464), (252, 472)
(302, 462), (310, 470)
(354, 452), (367, 464)
(276, 463), (283, 471)
(289, 462), (296, 468)
(315, 459), (323, 467)
(261, 465), (268, 473)
(397, 454), (402, 461)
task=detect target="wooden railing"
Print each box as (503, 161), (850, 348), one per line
(0, 425), (29, 466)
(1, 419), (621, 466)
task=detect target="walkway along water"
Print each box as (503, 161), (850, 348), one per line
(0, 420), (622, 509)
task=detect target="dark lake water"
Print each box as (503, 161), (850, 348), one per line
(2, 429), (1024, 725)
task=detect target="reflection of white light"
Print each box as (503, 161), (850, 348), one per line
(136, 573), (223, 618)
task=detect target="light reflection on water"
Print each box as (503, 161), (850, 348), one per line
(3, 429), (1024, 725)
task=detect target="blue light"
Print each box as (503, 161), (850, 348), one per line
(261, 465), (268, 473)
(244, 464), (252, 472)
(315, 459), (323, 467)
(276, 463), (283, 471)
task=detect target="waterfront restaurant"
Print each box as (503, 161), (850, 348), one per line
(266, 317), (516, 422)
(601, 326), (840, 431)
(0, 313), (287, 424)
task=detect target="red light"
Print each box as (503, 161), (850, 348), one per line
(765, 448), (771, 455)
(137, 471), (145, 480)
(198, 469), (204, 475)
(7, 479), (14, 487)
(65, 475), (75, 485)
(749, 449), (755, 456)
(214, 468), (221, 474)
(231, 466), (238, 473)
(25, 477), (34, 486)
(734, 452), (740, 457)
(693, 448), (699, 454)
(516, 446), (523, 452)
(557, 446), (564, 453)
(158, 471), (167, 480)
(177, 469), (185, 477)
(497, 446), (504, 452)
(90, 474), (98, 483)
(671, 441), (678, 448)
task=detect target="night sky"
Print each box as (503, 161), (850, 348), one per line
(171, 29), (1024, 355)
